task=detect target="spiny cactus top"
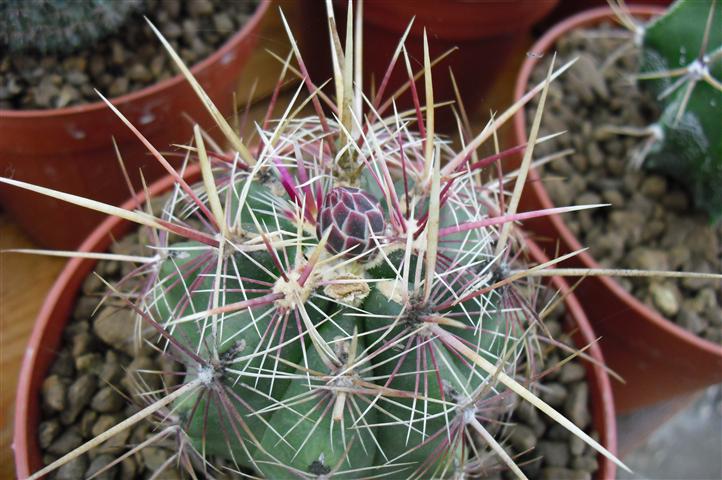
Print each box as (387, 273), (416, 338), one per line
(3, 4), (627, 480)
(633, 0), (722, 219)
(0, 0), (140, 53)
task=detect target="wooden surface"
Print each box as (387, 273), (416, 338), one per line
(0, 219), (66, 480)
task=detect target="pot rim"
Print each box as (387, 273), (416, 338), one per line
(0, 0), (270, 118)
(525, 238), (618, 479)
(13, 166), (617, 478)
(13, 164), (200, 479)
(512, 5), (722, 357)
(353, 0), (559, 41)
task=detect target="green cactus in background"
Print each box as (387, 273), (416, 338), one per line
(638, 0), (722, 220)
(0, 0), (141, 53)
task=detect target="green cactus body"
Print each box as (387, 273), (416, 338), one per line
(257, 312), (378, 479)
(0, 0), (141, 53)
(144, 144), (532, 479)
(640, 0), (722, 219)
(155, 240), (309, 464)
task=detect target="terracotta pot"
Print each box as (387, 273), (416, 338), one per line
(338, 0), (558, 131)
(523, 239), (617, 480)
(512, 5), (722, 413)
(13, 164), (199, 479)
(540, 1), (672, 30)
(0, 0), (269, 250)
(13, 166), (616, 478)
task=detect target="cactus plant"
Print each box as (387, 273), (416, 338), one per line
(619, 0), (722, 219)
(0, 0), (141, 53)
(2, 4), (647, 479)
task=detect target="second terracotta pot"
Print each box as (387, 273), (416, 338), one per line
(512, 5), (722, 413)
(0, 1), (269, 250)
(337, 0), (558, 131)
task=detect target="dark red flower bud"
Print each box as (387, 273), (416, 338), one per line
(317, 187), (385, 259)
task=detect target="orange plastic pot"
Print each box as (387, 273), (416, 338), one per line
(0, 0), (269, 250)
(512, 5), (722, 412)
(13, 165), (616, 478)
(338, 0), (558, 131)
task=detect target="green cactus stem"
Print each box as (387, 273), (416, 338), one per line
(638, 0), (722, 220)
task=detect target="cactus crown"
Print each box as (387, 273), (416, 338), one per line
(5, 4), (631, 480)
(632, 0), (722, 219)
(0, 0), (141, 53)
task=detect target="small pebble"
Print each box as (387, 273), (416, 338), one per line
(42, 375), (67, 412)
(56, 455), (89, 480)
(537, 440), (570, 468)
(650, 283), (680, 317)
(91, 386), (125, 413)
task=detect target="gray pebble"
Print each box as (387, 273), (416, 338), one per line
(677, 309), (707, 335)
(75, 352), (103, 373)
(121, 457), (138, 478)
(81, 274), (104, 296)
(38, 419), (61, 449)
(93, 306), (138, 355)
(601, 189), (624, 207)
(141, 446), (173, 471)
(48, 428), (83, 456)
(71, 331), (94, 357)
(547, 180), (576, 207)
(91, 413), (120, 435)
(564, 383), (590, 429)
(640, 175), (667, 198)
(559, 363), (586, 384)
(61, 374), (97, 425)
(99, 351), (124, 385)
(49, 349), (75, 377)
(56, 455), (89, 480)
(540, 383), (567, 408)
(86, 453), (118, 480)
(571, 455), (599, 472)
(213, 13), (234, 33)
(42, 375), (68, 412)
(650, 283), (680, 317)
(537, 440), (570, 467)
(626, 247), (669, 271)
(569, 435), (585, 456)
(91, 386), (125, 413)
(188, 0), (214, 16)
(80, 409), (98, 438)
(540, 467), (591, 480)
(509, 423), (537, 452)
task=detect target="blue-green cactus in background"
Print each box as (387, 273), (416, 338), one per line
(639, 0), (722, 220)
(0, 0), (141, 53)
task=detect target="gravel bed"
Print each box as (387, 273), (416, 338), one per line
(36, 232), (189, 479)
(527, 24), (722, 343)
(497, 303), (601, 480)
(1, 0), (260, 110)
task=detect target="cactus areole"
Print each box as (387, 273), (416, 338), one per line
(317, 187), (386, 259)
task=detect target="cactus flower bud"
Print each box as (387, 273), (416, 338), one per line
(317, 187), (385, 258)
